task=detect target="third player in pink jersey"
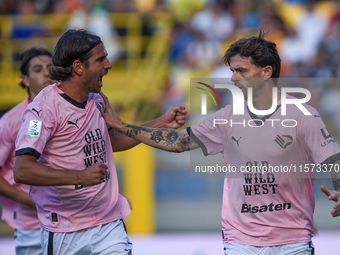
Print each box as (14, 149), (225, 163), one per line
(0, 47), (54, 255)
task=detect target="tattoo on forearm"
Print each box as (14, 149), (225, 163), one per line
(164, 130), (179, 146)
(150, 131), (164, 143)
(125, 124), (152, 137)
(121, 124), (198, 152)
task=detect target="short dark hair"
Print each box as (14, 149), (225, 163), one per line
(19, 47), (52, 90)
(49, 29), (102, 81)
(222, 29), (281, 84)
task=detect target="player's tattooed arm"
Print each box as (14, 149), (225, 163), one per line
(125, 125), (153, 137)
(100, 92), (187, 152)
(119, 124), (199, 152)
(100, 91), (197, 152)
(320, 160), (340, 217)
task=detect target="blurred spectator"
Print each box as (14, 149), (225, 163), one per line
(184, 30), (222, 69)
(68, 0), (122, 62)
(319, 79), (340, 138)
(161, 83), (187, 116)
(322, 23), (340, 62)
(294, 0), (329, 62)
(209, 63), (232, 79)
(169, 21), (195, 64)
(309, 46), (333, 78)
(0, 0), (20, 14)
(286, 0), (308, 3)
(150, 0), (169, 13)
(190, 0), (235, 42)
(3, 0), (340, 134)
(280, 28), (312, 64)
(11, 0), (48, 38)
(110, 0), (138, 12)
(229, 0), (260, 30)
(259, 0), (287, 48)
(334, 51), (340, 78)
(166, 0), (209, 22)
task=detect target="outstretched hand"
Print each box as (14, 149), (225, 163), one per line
(320, 185), (340, 217)
(99, 92), (122, 128)
(162, 105), (187, 129)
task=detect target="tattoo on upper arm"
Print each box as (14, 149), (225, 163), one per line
(332, 173), (340, 190)
(177, 134), (189, 148)
(331, 161), (340, 190)
(333, 179), (340, 191)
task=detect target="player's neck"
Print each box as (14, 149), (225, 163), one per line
(28, 91), (37, 103)
(58, 80), (89, 104)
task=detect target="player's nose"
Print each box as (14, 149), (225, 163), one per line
(44, 67), (50, 76)
(231, 72), (239, 82)
(104, 58), (112, 70)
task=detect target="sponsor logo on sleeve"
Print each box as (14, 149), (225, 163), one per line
(27, 120), (42, 137)
(32, 108), (42, 117)
(320, 127), (336, 147)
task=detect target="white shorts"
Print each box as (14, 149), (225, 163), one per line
(14, 229), (42, 255)
(41, 220), (133, 255)
(224, 241), (315, 255)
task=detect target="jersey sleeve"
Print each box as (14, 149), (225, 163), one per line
(0, 121), (14, 167)
(15, 102), (57, 159)
(190, 108), (227, 156)
(299, 107), (340, 164)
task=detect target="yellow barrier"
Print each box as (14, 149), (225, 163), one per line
(0, 13), (171, 116)
(115, 144), (156, 233)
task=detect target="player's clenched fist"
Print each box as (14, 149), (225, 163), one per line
(80, 163), (109, 186)
(162, 105), (187, 129)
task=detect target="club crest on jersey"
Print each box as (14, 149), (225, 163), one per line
(27, 120), (42, 137)
(274, 135), (293, 149)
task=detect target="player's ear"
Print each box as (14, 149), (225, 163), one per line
(73, 60), (84, 76)
(262, 66), (273, 81)
(22, 75), (30, 88)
